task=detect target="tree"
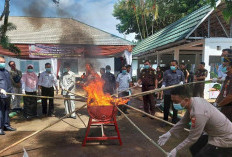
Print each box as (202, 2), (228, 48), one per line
(113, 0), (232, 41)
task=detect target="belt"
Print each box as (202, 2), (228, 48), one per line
(41, 86), (53, 89)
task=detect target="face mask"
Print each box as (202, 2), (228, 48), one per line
(0, 63), (5, 69)
(63, 68), (68, 73)
(106, 69), (110, 73)
(221, 66), (227, 73)
(122, 70), (127, 74)
(144, 65), (149, 69)
(27, 69), (33, 73)
(221, 57), (224, 63)
(173, 103), (185, 110)
(46, 68), (51, 72)
(170, 66), (176, 71)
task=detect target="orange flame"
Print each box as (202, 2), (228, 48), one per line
(83, 64), (128, 106)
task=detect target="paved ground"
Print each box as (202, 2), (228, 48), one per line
(0, 90), (191, 157)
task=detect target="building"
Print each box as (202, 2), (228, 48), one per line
(0, 16), (134, 76)
(132, 1), (232, 99)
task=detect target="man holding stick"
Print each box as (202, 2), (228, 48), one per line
(162, 60), (184, 124)
(158, 86), (232, 157)
(137, 60), (157, 117)
(0, 56), (16, 135)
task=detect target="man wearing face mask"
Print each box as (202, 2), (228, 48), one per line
(162, 60), (185, 124)
(38, 63), (58, 117)
(137, 60), (157, 117)
(60, 63), (76, 119)
(102, 65), (116, 95)
(0, 56), (16, 135)
(158, 86), (232, 157)
(193, 62), (208, 98)
(116, 66), (132, 115)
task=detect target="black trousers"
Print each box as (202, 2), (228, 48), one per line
(163, 94), (177, 123)
(142, 86), (156, 115)
(0, 97), (11, 129)
(195, 144), (232, 157)
(190, 135), (208, 156)
(23, 92), (37, 117)
(118, 91), (129, 113)
(41, 87), (54, 115)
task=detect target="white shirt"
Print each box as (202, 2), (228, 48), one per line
(218, 64), (227, 79)
(60, 71), (75, 95)
(116, 73), (132, 92)
(38, 71), (58, 88)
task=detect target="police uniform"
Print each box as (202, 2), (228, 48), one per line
(60, 71), (76, 118)
(193, 69), (208, 98)
(139, 68), (156, 115)
(216, 73), (232, 121)
(168, 97), (232, 157)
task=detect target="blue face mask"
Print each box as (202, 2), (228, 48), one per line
(221, 57), (224, 63)
(144, 65), (149, 69)
(0, 63), (5, 69)
(63, 68), (68, 73)
(27, 69), (33, 73)
(122, 70), (127, 74)
(106, 69), (110, 73)
(170, 66), (176, 71)
(221, 66), (227, 73)
(173, 103), (185, 110)
(46, 68), (51, 72)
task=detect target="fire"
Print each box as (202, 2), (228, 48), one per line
(83, 64), (128, 106)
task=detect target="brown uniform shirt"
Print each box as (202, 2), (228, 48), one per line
(195, 69), (208, 81)
(216, 73), (232, 104)
(139, 68), (156, 86)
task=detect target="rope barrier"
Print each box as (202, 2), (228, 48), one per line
(6, 92), (86, 102)
(116, 105), (168, 156)
(0, 104), (87, 155)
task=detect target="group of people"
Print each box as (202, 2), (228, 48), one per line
(0, 59), (77, 135)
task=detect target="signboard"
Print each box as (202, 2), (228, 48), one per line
(29, 44), (84, 58)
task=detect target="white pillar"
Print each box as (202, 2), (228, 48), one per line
(202, 42), (210, 99)
(174, 49), (179, 62)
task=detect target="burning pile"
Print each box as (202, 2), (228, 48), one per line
(83, 64), (128, 107)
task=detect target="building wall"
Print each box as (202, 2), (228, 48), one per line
(204, 38), (232, 99)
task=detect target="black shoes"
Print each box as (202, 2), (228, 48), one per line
(4, 126), (16, 131)
(0, 129), (5, 135)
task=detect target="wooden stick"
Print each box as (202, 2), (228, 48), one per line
(125, 104), (190, 132)
(6, 93), (86, 102)
(0, 104), (87, 155)
(63, 89), (87, 99)
(123, 80), (212, 99)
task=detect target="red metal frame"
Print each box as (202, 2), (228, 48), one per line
(82, 116), (122, 146)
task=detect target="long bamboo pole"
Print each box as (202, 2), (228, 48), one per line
(0, 104), (87, 155)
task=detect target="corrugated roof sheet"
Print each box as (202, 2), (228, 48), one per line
(132, 4), (214, 56)
(2, 16), (134, 46)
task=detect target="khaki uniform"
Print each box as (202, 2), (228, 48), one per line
(216, 73), (232, 121)
(169, 97), (232, 156)
(139, 68), (156, 115)
(194, 69), (208, 98)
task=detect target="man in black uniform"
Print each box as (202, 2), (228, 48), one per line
(102, 65), (116, 95)
(193, 62), (208, 98)
(180, 63), (189, 83)
(138, 60), (157, 117)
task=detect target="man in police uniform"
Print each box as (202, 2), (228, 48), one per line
(0, 56), (16, 135)
(193, 62), (208, 98)
(158, 86), (232, 157)
(138, 60), (157, 117)
(60, 63), (76, 119)
(162, 60), (185, 124)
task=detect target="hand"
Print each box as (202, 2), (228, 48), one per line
(221, 77), (225, 82)
(161, 85), (165, 89)
(213, 102), (218, 107)
(158, 131), (171, 146)
(22, 90), (26, 95)
(179, 81), (183, 85)
(0, 89), (7, 96)
(212, 78), (218, 83)
(168, 148), (177, 157)
(11, 95), (15, 100)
